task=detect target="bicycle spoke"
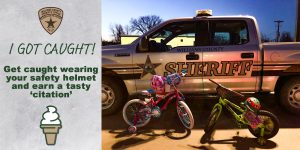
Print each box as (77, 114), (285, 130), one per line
(178, 106), (190, 125)
(182, 113), (190, 124)
(254, 115), (274, 135)
(125, 102), (150, 126)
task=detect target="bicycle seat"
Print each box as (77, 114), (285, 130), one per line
(141, 89), (156, 97)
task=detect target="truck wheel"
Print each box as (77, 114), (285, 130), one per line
(102, 77), (126, 115)
(280, 77), (300, 115)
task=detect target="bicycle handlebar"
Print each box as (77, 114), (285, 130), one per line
(167, 71), (187, 89)
(209, 79), (221, 87)
(168, 75), (181, 86)
(179, 70), (187, 77)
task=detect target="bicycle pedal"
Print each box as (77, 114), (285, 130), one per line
(236, 122), (243, 128)
(257, 137), (266, 145)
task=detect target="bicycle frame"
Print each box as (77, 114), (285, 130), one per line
(131, 85), (183, 125)
(213, 96), (266, 138)
(146, 86), (183, 111)
(214, 97), (249, 125)
(207, 80), (270, 141)
(131, 72), (187, 127)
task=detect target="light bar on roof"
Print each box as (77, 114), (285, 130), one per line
(196, 9), (212, 17)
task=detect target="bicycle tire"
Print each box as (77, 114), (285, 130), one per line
(248, 110), (279, 139)
(122, 99), (151, 128)
(176, 101), (194, 129)
(204, 106), (221, 133)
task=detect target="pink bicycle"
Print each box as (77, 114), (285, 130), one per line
(122, 71), (194, 133)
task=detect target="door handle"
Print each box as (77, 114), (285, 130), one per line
(186, 52), (199, 60)
(241, 53), (254, 59)
(115, 53), (130, 57)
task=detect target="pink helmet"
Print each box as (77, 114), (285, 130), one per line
(150, 75), (165, 94)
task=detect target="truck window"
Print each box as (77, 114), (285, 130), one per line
(167, 33), (195, 48)
(210, 20), (249, 46)
(139, 21), (209, 52)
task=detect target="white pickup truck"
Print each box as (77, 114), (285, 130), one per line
(102, 11), (300, 115)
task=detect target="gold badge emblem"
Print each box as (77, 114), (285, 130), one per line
(38, 7), (63, 35)
(138, 55), (161, 78)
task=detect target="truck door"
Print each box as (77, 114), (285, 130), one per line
(133, 20), (209, 93)
(202, 19), (258, 92)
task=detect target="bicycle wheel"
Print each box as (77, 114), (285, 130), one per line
(122, 99), (151, 128)
(248, 110), (279, 139)
(204, 106), (221, 133)
(176, 101), (194, 129)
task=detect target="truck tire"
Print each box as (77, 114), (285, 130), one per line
(280, 77), (300, 115)
(102, 76), (126, 115)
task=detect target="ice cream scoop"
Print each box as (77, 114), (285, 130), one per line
(41, 106), (61, 125)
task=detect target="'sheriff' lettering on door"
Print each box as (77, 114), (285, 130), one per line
(164, 60), (253, 77)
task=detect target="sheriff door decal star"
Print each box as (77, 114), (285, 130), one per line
(138, 55), (161, 78)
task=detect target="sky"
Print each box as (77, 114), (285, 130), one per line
(102, 0), (297, 41)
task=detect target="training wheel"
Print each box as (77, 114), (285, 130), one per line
(128, 126), (137, 133)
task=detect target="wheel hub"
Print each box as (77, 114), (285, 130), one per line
(294, 91), (300, 102)
(102, 84), (115, 109)
(102, 92), (108, 102)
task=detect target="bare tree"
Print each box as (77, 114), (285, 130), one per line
(280, 31), (293, 42)
(110, 24), (125, 43)
(130, 15), (163, 34)
(261, 33), (271, 43)
(123, 25), (131, 35)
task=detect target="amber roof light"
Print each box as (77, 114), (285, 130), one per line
(196, 10), (212, 17)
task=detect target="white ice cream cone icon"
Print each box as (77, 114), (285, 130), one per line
(40, 106), (62, 145)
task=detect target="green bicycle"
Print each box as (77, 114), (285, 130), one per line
(204, 79), (279, 145)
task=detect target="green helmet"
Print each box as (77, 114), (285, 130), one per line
(245, 97), (261, 112)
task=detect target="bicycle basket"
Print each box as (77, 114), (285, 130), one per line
(216, 85), (245, 102)
(166, 73), (181, 86)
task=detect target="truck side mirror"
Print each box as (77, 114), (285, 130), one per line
(138, 36), (149, 52)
